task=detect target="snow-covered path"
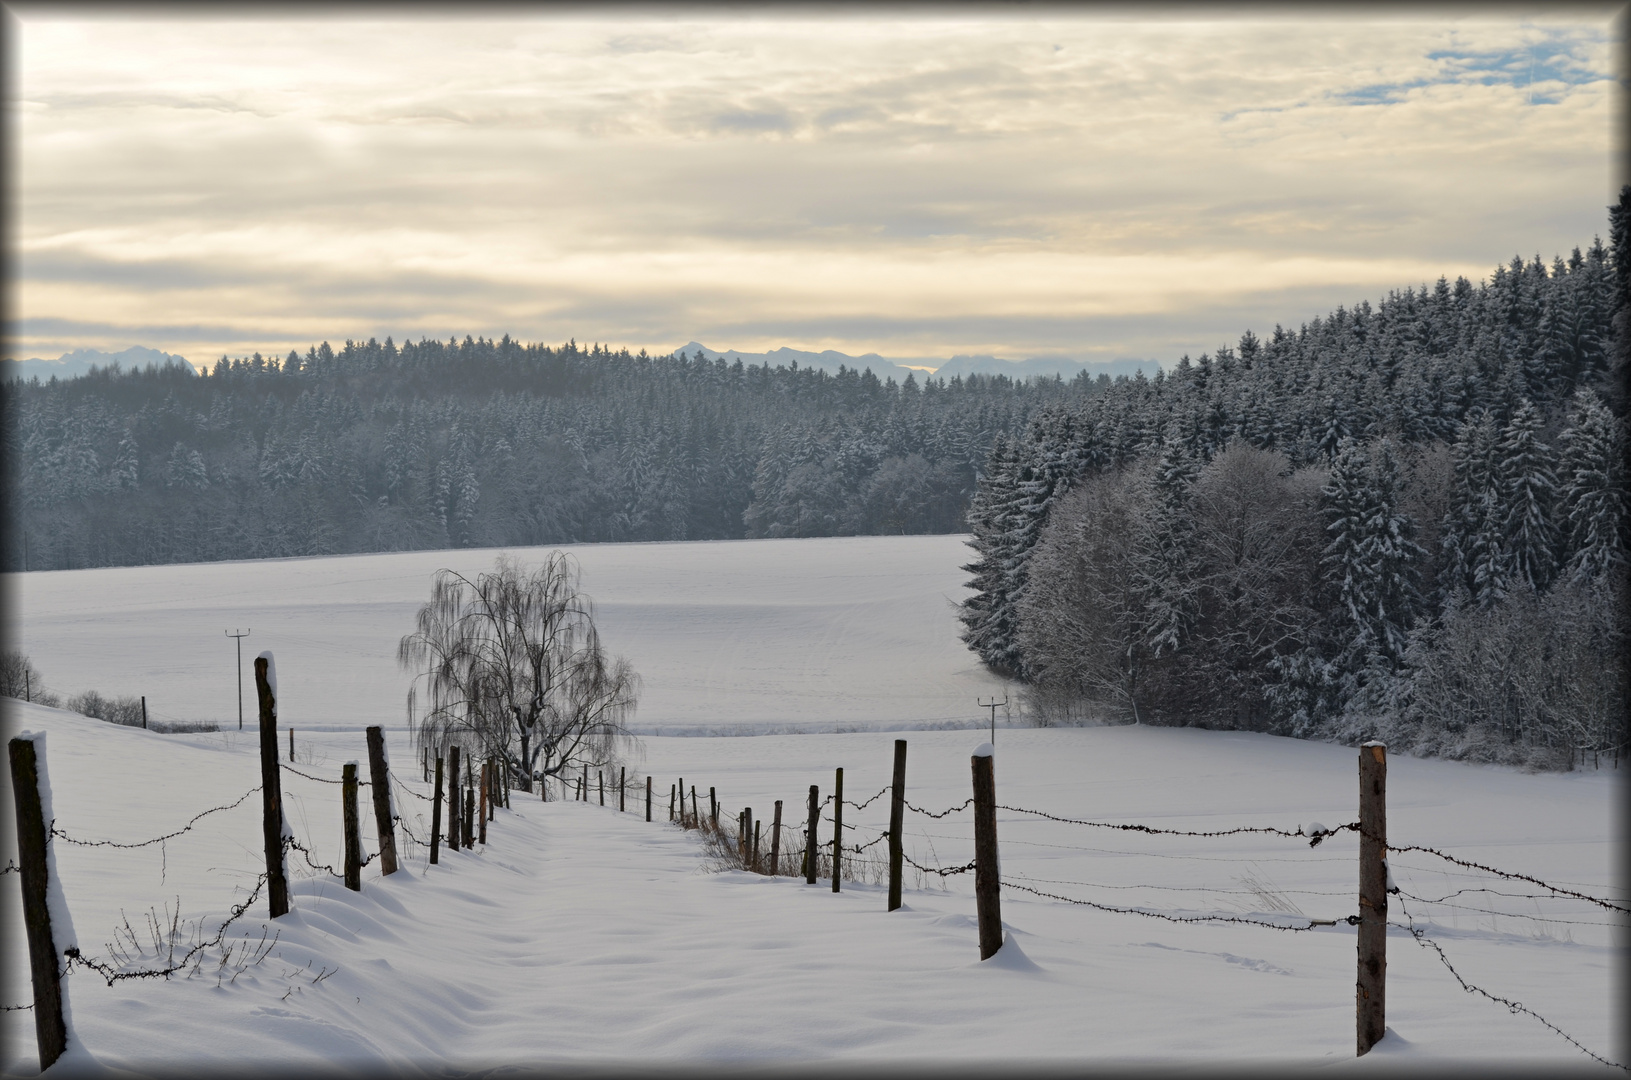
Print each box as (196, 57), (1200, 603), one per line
(3, 705), (1622, 1073)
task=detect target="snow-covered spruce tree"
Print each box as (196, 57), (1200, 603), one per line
(1495, 399), (1558, 593)
(1318, 437), (1425, 698)
(958, 434), (1026, 676)
(1439, 410), (1509, 607)
(399, 552), (639, 793)
(1557, 389), (1627, 583)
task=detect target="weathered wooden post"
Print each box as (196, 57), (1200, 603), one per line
(582, 764), (588, 802)
(738, 810), (747, 861)
(677, 778), (685, 824)
(288, 726), (294, 762)
(464, 778), (475, 848)
(254, 655), (290, 917)
(447, 745), (462, 852)
(141, 695), (147, 729)
(832, 767), (844, 893)
(804, 785), (820, 885)
(422, 745), (428, 783)
(709, 786), (718, 831)
(770, 799), (784, 876)
(620, 766), (626, 812)
(646, 776), (653, 822)
(430, 756), (444, 864)
(342, 762), (362, 891)
(972, 743), (1001, 960)
(753, 819), (762, 873)
(9, 735), (70, 1070)
(364, 727), (398, 876)
(478, 762), (489, 846)
(599, 770), (605, 807)
(889, 739), (907, 912)
(670, 782), (677, 823)
(1358, 742), (1388, 1056)
(691, 785), (699, 828)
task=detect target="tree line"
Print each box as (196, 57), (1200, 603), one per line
(4, 338), (1102, 571)
(960, 189), (1629, 768)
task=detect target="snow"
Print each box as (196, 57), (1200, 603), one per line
(3, 537), (1625, 1071)
(13, 536), (1008, 734)
(972, 742), (994, 758)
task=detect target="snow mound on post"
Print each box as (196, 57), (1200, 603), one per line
(972, 742), (994, 758)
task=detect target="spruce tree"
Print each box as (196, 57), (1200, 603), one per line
(1558, 390), (1627, 582)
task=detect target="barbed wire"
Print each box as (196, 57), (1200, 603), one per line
(280, 763), (371, 787)
(1002, 880), (1343, 932)
(995, 804), (1357, 847)
(843, 786), (891, 812)
(1394, 895), (1626, 1071)
(1, 860), (18, 875)
(285, 835), (375, 878)
(905, 798), (973, 819)
(1392, 887), (1622, 929)
(49, 787), (261, 849)
(1384, 842), (1628, 914)
(64, 872), (272, 986)
(902, 851), (976, 877)
(2, 1003), (35, 1011)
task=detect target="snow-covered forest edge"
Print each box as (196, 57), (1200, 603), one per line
(958, 190), (1629, 770)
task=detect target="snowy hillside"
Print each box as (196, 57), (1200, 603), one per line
(14, 535), (1009, 735)
(0, 704), (1621, 1072)
(3, 535), (1624, 1071)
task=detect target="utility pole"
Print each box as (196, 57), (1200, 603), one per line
(977, 696), (1008, 744)
(226, 629), (251, 730)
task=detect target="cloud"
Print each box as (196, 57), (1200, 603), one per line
(9, 10), (1618, 366)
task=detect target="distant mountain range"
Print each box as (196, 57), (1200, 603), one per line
(3, 346), (194, 382)
(3, 341), (1161, 386)
(672, 342), (1160, 382)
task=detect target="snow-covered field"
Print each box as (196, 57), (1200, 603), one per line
(3, 537), (1626, 1072)
(13, 535), (1009, 735)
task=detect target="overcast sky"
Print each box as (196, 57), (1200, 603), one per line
(7, 6), (1623, 370)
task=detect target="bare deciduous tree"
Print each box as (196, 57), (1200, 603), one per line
(399, 553), (640, 792)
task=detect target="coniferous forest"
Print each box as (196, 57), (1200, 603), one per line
(960, 189), (1629, 767)
(5, 339), (1085, 570)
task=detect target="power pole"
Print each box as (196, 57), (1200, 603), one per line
(226, 629), (251, 730)
(977, 696), (1008, 744)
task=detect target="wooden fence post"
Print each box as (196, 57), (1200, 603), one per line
(364, 727), (398, 876)
(1358, 742), (1388, 1056)
(253, 656), (290, 918)
(972, 744), (1001, 960)
(738, 810), (746, 861)
(422, 745), (428, 783)
(448, 745), (461, 852)
(753, 818), (762, 873)
(582, 764), (588, 802)
(478, 762), (488, 846)
(710, 787), (718, 831)
(646, 776), (653, 822)
(599, 770), (605, 807)
(430, 756), (443, 864)
(288, 726), (294, 762)
(670, 782), (676, 822)
(464, 779), (475, 848)
(770, 800), (783, 876)
(832, 767), (844, 893)
(889, 739), (907, 912)
(141, 695), (147, 730)
(342, 763), (362, 891)
(8, 736), (69, 1070)
(620, 766), (626, 812)
(804, 785), (819, 884)
(691, 785), (699, 828)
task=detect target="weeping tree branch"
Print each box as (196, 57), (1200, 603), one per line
(399, 553), (641, 791)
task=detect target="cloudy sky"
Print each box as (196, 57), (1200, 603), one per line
(7, 6), (1623, 370)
